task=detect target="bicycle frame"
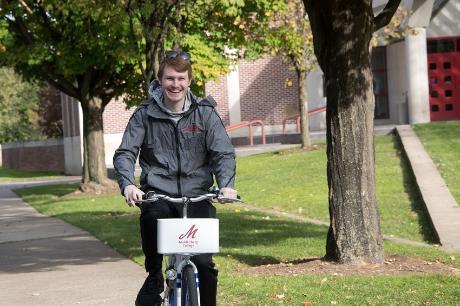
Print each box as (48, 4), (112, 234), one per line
(137, 192), (225, 306)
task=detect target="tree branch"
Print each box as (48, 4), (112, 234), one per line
(79, 70), (92, 101)
(373, 0), (401, 31)
(18, 0), (33, 15)
(303, 0), (328, 72)
(44, 75), (79, 99)
(126, 0), (146, 79)
(7, 15), (35, 45)
(34, 1), (63, 42)
(92, 69), (114, 96)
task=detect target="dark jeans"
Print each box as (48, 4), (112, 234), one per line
(140, 199), (218, 306)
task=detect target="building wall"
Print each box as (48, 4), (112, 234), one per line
(205, 56), (302, 137)
(102, 99), (137, 166)
(1, 139), (65, 172)
(103, 98), (136, 134)
(238, 57), (298, 125)
(104, 132), (125, 167)
(427, 0), (460, 38)
(206, 75), (230, 126)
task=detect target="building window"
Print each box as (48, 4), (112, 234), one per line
(372, 47), (389, 119)
(427, 39), (455, 53)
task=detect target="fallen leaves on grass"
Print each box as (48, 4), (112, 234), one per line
(240, 255), (460, 276)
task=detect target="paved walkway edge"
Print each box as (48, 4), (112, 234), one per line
(396, 125), (460, 252)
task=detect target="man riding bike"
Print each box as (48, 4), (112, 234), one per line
(113, 50), (237, 306)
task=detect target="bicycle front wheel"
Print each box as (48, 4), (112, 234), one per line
(181, 265), (199, 306)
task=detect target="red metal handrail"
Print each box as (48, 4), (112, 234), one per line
(282, 106), (326, 134)
(226, 120), (266, 146)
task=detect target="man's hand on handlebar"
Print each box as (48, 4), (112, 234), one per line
(127, 187), (241, 205)
(218, 187), (238, 203)
(124, 185), (145, 207)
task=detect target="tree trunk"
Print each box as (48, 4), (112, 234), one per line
(305, 0), (384, 264)
(298, 70), (311, 149)
(80, 97), (112, 190)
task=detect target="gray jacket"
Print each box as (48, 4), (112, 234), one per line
(113, 81), (236, 197)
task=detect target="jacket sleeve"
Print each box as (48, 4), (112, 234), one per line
(113, 108), (146, 194)
(205, 109), (236, 189)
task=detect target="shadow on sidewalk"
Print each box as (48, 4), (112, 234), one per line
(0, 234), (132, 274)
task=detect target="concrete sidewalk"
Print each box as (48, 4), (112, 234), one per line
(0, 179), (145, 305)
(397, 125), (460, 252)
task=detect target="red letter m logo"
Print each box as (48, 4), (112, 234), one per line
(179, 224), (198, 239)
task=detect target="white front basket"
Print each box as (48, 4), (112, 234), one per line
(157, 218), (219, 255)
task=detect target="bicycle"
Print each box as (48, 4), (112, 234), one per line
(135, 189), (240, 306)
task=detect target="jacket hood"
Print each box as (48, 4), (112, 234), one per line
(148, 79), (163, 102)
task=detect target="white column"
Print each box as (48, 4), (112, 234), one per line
(78, 101), (84, 167)
(226, 66), (241, 125)
(61, 93), (83, 175)
(405, 27), (430, 124)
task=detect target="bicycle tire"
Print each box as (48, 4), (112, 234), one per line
(181, 265), (199, 306)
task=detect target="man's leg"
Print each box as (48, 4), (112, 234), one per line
(136, 202), (172, 306)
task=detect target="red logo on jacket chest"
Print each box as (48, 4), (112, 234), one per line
(182, 123), (203, 134)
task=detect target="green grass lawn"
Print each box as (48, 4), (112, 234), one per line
(236, 135), (435, 243)
(11, 126), (460, 305)
(219, 274), (460, 305)
(15, 184), (460, 305)
(413, 120), (460, 204)
(0, 166), (63, 182)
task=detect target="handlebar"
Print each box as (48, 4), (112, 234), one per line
(135, 190), (242, 205)
(135, 192), (218, 204)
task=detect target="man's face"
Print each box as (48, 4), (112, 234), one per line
(160, 65), (191, 105)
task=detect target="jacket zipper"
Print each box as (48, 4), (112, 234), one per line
(174, 120), (183, 196)
(163, 104), (197, 197)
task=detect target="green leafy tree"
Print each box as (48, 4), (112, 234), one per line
(0, 0), (286, 190)
(0, 0), (134, 191)
(266, 0), (315, 148)
(125, 0), (286, 105)
(0, 67), (40, 143)
(303, 0), (401, 263)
